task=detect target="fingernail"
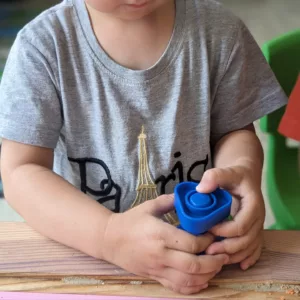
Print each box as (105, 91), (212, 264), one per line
(242, 264), (249, 270)
(196, 184), (201, 192)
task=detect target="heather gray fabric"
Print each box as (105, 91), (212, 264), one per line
(0, 0), (287, 214)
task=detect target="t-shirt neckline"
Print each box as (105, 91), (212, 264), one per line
(73, 0), (186, 83)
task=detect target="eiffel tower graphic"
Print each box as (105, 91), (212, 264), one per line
(131, 126), (178, 225)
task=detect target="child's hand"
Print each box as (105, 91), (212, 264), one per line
(102, 195), (229, 295)
(197, 166), (265, 270)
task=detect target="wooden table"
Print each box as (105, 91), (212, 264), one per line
(1, 223), (300, 299)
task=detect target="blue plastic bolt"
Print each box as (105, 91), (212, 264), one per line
(174, 181), (232, 236)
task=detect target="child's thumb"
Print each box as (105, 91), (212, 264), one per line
(144, 194), (174, 217)
(196, 169), (219, 193)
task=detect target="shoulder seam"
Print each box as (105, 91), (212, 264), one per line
(18, 35), (60, 93)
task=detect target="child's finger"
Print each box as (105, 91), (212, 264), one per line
(164, 225), (214, 254)
(164, 250), (228, 274)
(151, 267), (217, 288)
(209, 194), (260, 238)
(142, 194), (174, 216)
(151, 275), (208, 295)
(206, 219), (262, 255)
(226, 238), (261, 265)
(240, 242), (262, 270)
(196, 167), (243, 193)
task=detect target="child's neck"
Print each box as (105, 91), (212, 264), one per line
(86, 2), (175, 70)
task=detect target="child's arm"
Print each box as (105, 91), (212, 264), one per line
(197, 124), (264, 270)
(1, 139), (228, 295)
(196, 18), (288, 270)
(1, 139), (113, 259)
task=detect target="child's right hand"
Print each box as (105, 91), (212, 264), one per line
(102, 194), (229, 295)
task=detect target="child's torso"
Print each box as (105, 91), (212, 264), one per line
(21, 0), (237, 214)
(55, 54), (213, 214)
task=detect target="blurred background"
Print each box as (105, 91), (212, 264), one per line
(0, 0), (299, 228)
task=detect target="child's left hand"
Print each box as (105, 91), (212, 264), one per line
(196, 165), (265, 270)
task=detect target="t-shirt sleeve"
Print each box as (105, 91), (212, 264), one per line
(210, 21), (288, 144)
(278, 75), (300, 141)
(0, 33), (62, 149)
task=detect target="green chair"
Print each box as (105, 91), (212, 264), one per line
(260, 29), (300, 230)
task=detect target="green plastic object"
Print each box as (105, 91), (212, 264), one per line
(260, 29), (300, 230)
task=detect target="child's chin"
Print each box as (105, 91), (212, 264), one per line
(120, 5), (158, 20)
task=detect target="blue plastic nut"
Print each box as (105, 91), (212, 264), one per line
(174, 182), (232, 236)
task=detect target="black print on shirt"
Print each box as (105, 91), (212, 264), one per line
(155, 153), (209, 195)
(68, 152), (208, 212)
(68, 157), (121, 213)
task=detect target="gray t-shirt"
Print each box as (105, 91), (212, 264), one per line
(0, 0), (287, 221)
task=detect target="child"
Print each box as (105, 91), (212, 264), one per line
(0, 0), (287, 295)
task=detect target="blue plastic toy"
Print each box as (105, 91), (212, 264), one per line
(174, 181), (232, 236)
